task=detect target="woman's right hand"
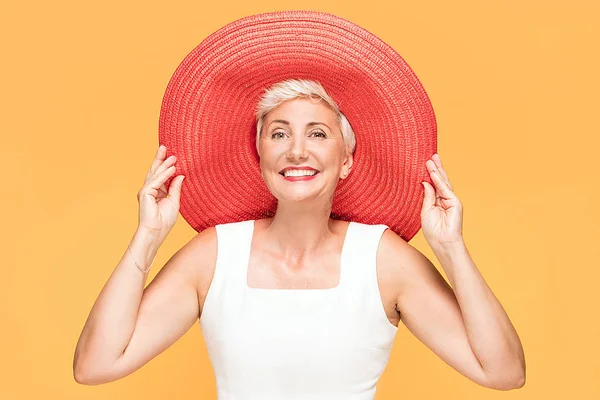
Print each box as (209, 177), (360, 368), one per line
(136, 144), (185, 240)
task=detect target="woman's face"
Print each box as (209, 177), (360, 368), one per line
(258, 97), (353, 203)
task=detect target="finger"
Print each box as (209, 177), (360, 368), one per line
(158, 182), (168, 198)
(431, 154), (450, 185)
(430, 167), (454, 199)
(146, 155), (177, 183)
(167, 175), (185, 205)
(147, 165), (176, 192)
(432, 153), (452, 189)
(421, 181), (436, 212)
(155, 155), (177, 177)
(149, 145), (168, 175)
(427, 158), (452, 192)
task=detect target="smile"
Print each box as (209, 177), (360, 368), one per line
(279, 170), (320, 181)
(281, 169), (318, 177)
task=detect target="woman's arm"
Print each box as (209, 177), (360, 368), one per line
(379, 231), (526, 390)
(434, 239), (525, 387)
(73, 227), (161, 383)
(73, 226), (214, 385)
(382, 152), (525, 389)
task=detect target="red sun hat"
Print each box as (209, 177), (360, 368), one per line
(158, 10), (437, 242)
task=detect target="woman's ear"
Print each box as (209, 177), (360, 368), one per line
(341, 151), (353, 178)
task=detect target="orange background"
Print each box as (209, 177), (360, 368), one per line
(2, 0), (599, 399)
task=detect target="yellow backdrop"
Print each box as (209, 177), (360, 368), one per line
(2, 0), (599, 398)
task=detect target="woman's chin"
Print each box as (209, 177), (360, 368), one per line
(275, 192), (321, 203)
(278, 196), (316, 203)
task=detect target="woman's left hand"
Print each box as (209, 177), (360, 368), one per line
(420, 153), (464, 248)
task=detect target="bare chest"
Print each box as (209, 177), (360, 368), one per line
(245, 251), (400, 327)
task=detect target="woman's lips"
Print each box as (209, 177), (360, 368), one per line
(280, 172), (319, 181)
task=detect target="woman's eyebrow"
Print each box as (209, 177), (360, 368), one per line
(269, 119), (331, 130)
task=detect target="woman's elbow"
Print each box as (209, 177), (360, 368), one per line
(484, 367), (526, 390)
(497, 373), (526, 391)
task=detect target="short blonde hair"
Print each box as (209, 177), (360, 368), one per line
(254, 79), (356, 156)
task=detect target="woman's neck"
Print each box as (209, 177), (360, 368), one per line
(262, 200), (336, 262)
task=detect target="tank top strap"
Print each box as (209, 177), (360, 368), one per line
(213, 219), (254, 289)
(340, 222), (389, 290)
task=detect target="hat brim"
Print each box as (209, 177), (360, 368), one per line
(159, 10), (437, 241)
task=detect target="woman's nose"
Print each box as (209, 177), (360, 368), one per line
(286, 135), (308, 159)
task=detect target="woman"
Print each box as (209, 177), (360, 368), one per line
(74, 11), (525, 398)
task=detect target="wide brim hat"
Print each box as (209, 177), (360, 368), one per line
(158, 10), (437, 241)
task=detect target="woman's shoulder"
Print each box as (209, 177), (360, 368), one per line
(376, 222), (435, 287)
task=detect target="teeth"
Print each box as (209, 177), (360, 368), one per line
(283, 169), (317, 177)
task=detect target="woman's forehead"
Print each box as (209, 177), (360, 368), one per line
(266, 99), (337, 126)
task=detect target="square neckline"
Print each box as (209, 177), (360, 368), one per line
(244, 219), (353, 292)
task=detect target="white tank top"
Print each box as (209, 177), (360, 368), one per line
(199, 219), (398, 400)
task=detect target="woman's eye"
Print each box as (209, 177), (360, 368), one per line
(270, 130), (326, 139)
